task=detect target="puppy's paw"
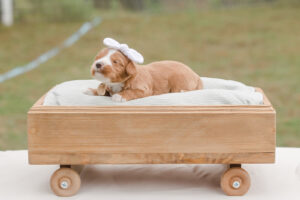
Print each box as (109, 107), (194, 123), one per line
(112, 94), (127, 102)
(83, 88), (96, 96)
(97, 83), (107, 96)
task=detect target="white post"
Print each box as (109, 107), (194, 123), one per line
(1, 0), (13, 26)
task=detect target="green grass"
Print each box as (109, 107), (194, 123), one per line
(1, 4), (300, 150)
(0, 23), (83, 73)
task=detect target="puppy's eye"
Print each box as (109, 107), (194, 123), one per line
(113, 60), (118, 64)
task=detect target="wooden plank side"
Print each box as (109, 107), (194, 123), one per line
(28, 152), (275, 165)
(28, 88), (276, 165)
(29, 105), (274, 113)
(28, 110), (275, 164)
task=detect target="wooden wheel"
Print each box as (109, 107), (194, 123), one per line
(50, 167), (81, 197)
(221, 166), (250, 196)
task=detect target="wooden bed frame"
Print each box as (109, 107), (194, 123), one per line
(27, 88), (276, 197)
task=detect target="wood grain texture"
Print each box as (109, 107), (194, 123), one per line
(28, 88), (276, 165)
(29, 152), (275, 165)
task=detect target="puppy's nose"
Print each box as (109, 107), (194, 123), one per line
(95, 63), (102, 69)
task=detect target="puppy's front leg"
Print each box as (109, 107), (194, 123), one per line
(83, 88), (99, 96)
(84, 83), (107, 96)
(112, 89), (150, 102)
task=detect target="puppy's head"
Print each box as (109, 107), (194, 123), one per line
(91, 48), (137, 83)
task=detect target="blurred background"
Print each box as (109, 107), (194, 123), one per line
(0, 0), (299, 150)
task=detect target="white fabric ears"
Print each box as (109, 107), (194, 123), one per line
(103, 38), (144, 64)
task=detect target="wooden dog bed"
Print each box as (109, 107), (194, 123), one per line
(27, 88), (276, 197)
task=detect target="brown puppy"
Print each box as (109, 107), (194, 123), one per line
(86, 48), (202, 102)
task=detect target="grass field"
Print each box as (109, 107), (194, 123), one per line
(0, 4), (300, 150)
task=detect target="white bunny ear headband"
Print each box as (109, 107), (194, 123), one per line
(103, 38), (144, 64)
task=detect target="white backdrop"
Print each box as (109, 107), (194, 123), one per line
(0, 148), (300, 200)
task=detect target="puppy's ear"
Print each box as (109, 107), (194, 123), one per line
(125, 61), (137, 76)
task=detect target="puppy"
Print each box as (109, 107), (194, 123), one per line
(86, 38), (202, 102)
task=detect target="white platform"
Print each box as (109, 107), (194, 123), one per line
(0, 148), (299, 199)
